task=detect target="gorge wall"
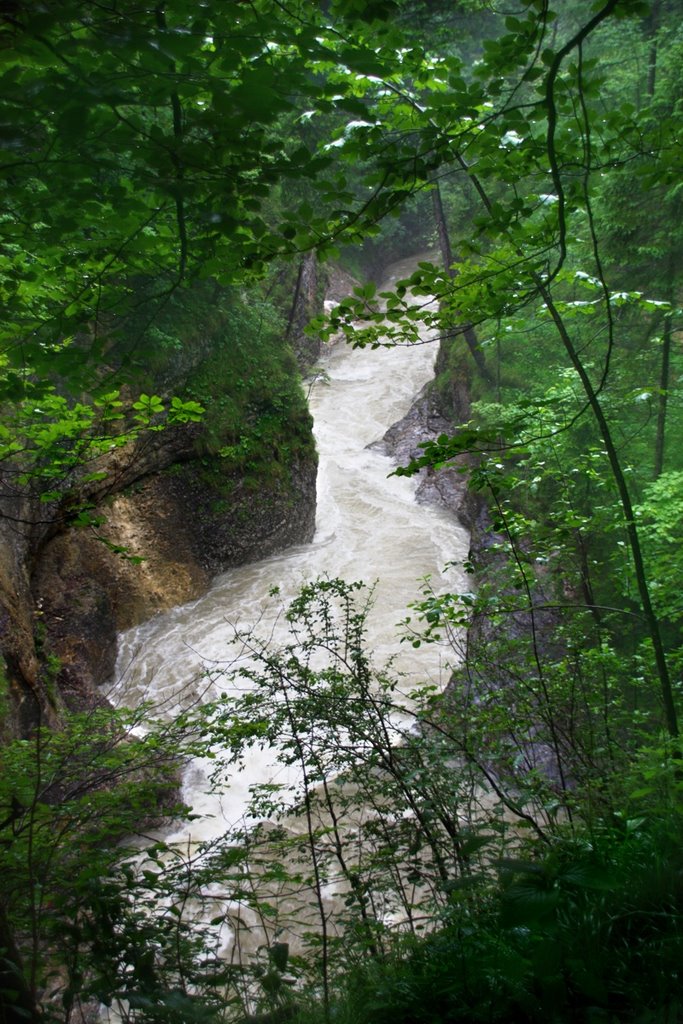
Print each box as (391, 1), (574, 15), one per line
(29, 451), (318, 717)
(0, 272), (323, 738)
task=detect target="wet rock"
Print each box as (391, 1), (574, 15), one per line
(374, 381), (472, 525)
(29, 449), (318, 711)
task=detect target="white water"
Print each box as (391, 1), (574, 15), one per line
(109, 259), (470, 838)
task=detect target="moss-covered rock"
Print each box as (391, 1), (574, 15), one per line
(0, 275), (322, 735)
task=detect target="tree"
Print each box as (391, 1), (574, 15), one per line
(0, 705), (201, 1022)
(315, 0), (682, 739)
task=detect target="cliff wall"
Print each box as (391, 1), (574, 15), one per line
(0, 280), (319, 737)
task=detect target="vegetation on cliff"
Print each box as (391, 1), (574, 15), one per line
(0, 0), (327, 726)
(1, 0), (683, 1022)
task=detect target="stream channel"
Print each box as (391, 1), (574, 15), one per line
(107, 257), (470, 957)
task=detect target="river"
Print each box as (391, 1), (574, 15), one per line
(109, 255), (469, 846)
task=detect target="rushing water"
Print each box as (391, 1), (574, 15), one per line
(109, 258), (469, 837)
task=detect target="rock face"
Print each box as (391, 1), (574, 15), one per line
(382, 331), (569, 789)
(378, 382), (471, 520)
(0, 289), (320, 737)
(29, 451), (317, 712)
(0, 526), (45, 740)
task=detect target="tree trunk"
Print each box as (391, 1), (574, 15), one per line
(646, 0), (660, 99)
(286, 251), (320, 367)
(654, 316), (670, 479)
(0, 904), (42, 1024)
(431, 185), (492, 382)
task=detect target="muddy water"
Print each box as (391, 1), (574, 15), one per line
(109, 256), (469, 841)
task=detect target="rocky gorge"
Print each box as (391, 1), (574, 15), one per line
(0, 254), (482, 744)
(0, 264), (331, 738)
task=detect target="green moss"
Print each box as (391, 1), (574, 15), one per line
(180, 290), (315, 495)
(112, 273), (317, 504)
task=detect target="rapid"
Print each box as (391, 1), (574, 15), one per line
(109, 256), (469, 843)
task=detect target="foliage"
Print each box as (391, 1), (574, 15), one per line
(0, 704), (210, 1021)
(311, 806), (683, 1024)
(181, 288), (314, 485)
(175, 580), (683, 1021)
(3, 577), (683, 1023)
(635, 471), (683, 628)
(310, 0), (683, 741)
(0, 0), (398, 533)
(0, 384), (204, 523)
